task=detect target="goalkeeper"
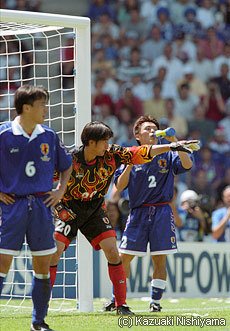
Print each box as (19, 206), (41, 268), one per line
(49, 120), (198, 315)
(104, 115), (200, 313)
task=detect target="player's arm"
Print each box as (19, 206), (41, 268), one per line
(161, 135), (198, 169)
(44, 164), (72, 207)
(116, 165), (133, 192)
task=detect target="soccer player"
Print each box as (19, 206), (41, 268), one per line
(104, 116), (199, 313)
(0, 85), (72, 331)
(49, 120), (198, 315)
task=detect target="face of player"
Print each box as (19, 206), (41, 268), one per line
(89, 139), (110, 157)
(136, 122), (158, 145)
(27, 98), (48, 124)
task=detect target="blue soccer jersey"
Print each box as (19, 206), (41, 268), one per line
(0, 118), (72, 195)
(114, 151), (190, 209)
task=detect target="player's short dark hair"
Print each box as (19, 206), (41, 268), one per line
(14, 85), (49, 114)
(81, 121), (113, 146)
(133, 115), (159, 136)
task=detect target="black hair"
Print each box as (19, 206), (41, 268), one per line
(14, 85), (49, 115)
(81, 121), (113, 146)
(133, 115), (160, 145)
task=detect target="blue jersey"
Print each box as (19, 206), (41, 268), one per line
(212, 207), (230, 242)
(0, 119), (72, 195)
(114, 151), (191, 209)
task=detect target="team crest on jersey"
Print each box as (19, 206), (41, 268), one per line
(158, 158), (168, 173)
(40, 143), (50, 161)
(171, 236), (176, 244)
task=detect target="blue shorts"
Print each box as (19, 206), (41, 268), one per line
(119, 204), (177, 256)
(0, 195), (56, 256)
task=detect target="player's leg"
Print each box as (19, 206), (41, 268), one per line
(0, 199), (27, 295)
(0, 254), (13, 295)
(120, 253), (135, 278)
(27, 197), (57, 331)
(50, 202), (78, 288)
(150, 255), (167, 312)
(31, 254), (54, 329)
(103, 253), (134, 312)
(99, 237), (126, 304)
(80, 205), (134, 315)
(149, 204), (177, 312)
(49, 240), (65, 288)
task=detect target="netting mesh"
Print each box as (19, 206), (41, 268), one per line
(0, 22), (76, 148)
(0, 22), (78, 310)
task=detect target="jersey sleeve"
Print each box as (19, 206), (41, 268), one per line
(54, 134), (72, 172)
(171, 152), (193, 175)
(110, 144), (152, 166)
(113, 164), (126, 186)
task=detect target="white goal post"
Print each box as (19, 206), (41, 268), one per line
(0, 9), (93, 312)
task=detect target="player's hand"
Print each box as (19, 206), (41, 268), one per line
(44, 189), (65, 207)
(170, 140), (200, 153)
(0, 192), (15, 205)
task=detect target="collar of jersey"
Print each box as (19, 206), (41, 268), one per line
(12, 117), (45, 141)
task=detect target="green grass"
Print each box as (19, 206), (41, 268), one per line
(0, 298), (230, 331)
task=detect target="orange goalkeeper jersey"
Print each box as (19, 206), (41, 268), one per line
(62, 144), (152, 202)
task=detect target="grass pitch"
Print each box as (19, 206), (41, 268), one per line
(0, 297), (229, 331)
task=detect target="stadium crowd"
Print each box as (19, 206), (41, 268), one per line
(86, 0), (230, 242)
(0, 0), (229, 243)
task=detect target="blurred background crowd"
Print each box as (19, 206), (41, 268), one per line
(1, 0), (230, 242)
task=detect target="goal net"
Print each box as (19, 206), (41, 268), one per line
(0, 9), (93, 312)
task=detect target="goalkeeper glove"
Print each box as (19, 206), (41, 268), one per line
(169, 140), (200, 153)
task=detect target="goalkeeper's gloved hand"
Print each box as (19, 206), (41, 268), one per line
(169, 140), (200, 153)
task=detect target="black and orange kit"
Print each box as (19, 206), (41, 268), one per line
(54, 144), (153, 250)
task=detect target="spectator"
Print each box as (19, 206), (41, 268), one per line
(97, 68), (119, 102)
(188, 103), (216, 144)
(156, 6), (174, 41)
(92, 47), (115, 75)
(92, 77), (114, 112)
(191, 146), (223, 196)
(213, 42), (230, 79)
(178, 190), (208, 241)
(208, 127), (230, 156)
(164, 98), (188, 139)
(172, 31), (197, 61)
(92, 13), (120, 40)
(144, 82), (166, 119)
(115, 83), (143, 118)
(86, 0), (115, 22)
(179, 65), (208, 98)
(203, 79), (225, 123)
(180, 6), (202, 38)
(140, 0), (167, 28)
(141, 25), (166, 63)
(117, 0), (139, 25)
(218, 99), (230, 144)
(153, 43), (184, 87)
(170, 0), (196, 25)
(190, 46), (213, 83)
(174, 82), (199, 121)
(92, 103), (119, 143)
(117, 47), (152, 82)
(198, 26), (224, 60)
(196, 0), (217, 29)
(212, 185), (230, 242)
(118, 30), (140, 60)
(213, 63), (230, 101)
(120, 7), (149, 41)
